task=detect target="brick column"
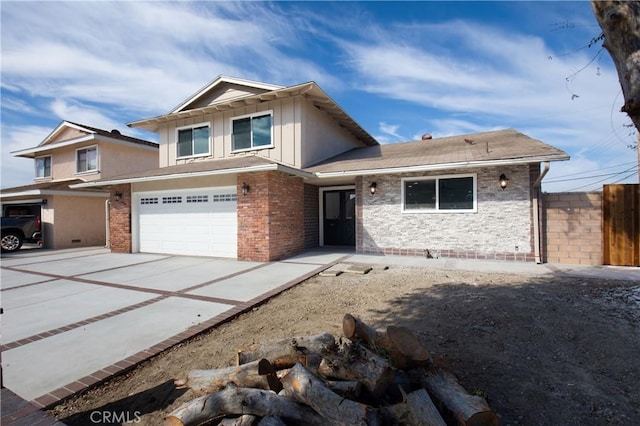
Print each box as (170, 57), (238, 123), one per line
(109, 184), (132, 253)
(237, 171), (305, 261)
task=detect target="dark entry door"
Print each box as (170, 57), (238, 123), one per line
(323, 189), (356, 246)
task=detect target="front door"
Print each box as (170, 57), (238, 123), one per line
(323, 189), (356, 246)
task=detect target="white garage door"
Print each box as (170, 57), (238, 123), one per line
(136, 187), (237, 258)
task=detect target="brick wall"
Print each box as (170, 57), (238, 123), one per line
(237, 171), (305, 261)
(109, 184), (132, 253)
(543, 192), (602, 265)
(358, 166), (537, 261)
(303, 184), (319, 249)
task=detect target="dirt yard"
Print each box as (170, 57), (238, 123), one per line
(50, 265), (640, 425)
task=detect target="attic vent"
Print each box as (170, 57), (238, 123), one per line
(111, 129), (121, 135)
(421, 134), (432, 140)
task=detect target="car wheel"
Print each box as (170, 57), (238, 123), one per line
(1, 232), (23, 252)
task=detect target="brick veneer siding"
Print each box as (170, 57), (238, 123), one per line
(542, 192), (602, 265)
(357, 166), (537, 261)
(237, 171), (305, 261)
(303, 184), (319, 249)
(109, 184), (132, 253)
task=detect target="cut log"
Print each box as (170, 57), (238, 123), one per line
(386, 325), (432, 369)
(236, 333), (336, 366)
(174, 360), (272, 395)
(257, 416), (286, 426)
(343, 313), (382, 344)
(164, 384), (325, 426)
(325, 380), (362, 399)
(419, 369), (498, 426)
(383, 388), (446, 426)
(281, 363), (379, 426)
(218, 414), (258, 426)
(317, 340), (394, 397)
(342, 314), (431, 369)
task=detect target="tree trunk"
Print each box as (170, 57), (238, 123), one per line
(591, 1), (640, 132)
(236, 333), (336, 366)
(418, 369), (498, 426)
(343, 314), (431, 369)
(174, 360), (274, 395)
(281, 363), (379, 426)
(383, 388), (446, 426)
(164, 384), (325, 426)
(317, 341), (395, 398)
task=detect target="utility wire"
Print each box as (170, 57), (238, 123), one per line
(565, 167), (638, 191)
(543, 160), (637, 181)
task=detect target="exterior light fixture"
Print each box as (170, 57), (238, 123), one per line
(369, 182), (377, 195)
(114, 191), (122, 201)
(241, 182), (250, 196)
(499, 174), (509, 190)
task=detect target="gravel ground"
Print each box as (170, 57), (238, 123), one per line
(50, 265), (640, 425)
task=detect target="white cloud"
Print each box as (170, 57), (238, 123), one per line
(0, 125), (53, 188)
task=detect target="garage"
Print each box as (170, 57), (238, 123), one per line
(134, 187), (237, 258)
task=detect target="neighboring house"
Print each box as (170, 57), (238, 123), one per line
(1, 121), (158, 249)
(74, 76), (569, 262)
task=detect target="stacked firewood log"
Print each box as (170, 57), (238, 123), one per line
(165, 314), (498, 426)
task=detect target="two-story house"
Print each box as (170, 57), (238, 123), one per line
(74, 76), (569, 262)
(1, 121), (158, 250)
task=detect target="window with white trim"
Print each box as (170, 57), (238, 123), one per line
(402, 175), (476, 212)
(232, 112), (272, 151)
(35, 156), (52, 179)
(177, 124), (210, 158)
(76, 146), (98, 173)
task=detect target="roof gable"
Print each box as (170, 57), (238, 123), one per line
(12, 121), (158, 158)
(40, 121), (94, 146)
(170, 75), (284, 113)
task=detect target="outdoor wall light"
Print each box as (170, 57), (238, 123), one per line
(369, 182), (377, 195)
(499, 174), (509, 190)
(114, 191), (122, 201)
(241, 182), (250, 196)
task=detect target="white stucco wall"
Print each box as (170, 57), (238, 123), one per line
(360, 166), (535, 257)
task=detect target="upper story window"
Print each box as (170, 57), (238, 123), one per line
(232, 111), (273, 152)
(402, 174), (477, 213)
(35, 156), (52, 179)
(76, 146), (98, 173)
(177, 124), (210, 158)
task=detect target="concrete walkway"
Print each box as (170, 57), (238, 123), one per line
(0, 247), (349, 409)
(347, 254), (640, 282)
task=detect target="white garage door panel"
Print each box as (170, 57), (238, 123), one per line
(137, 189), (237, 258)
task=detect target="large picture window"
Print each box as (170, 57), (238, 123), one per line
(177, 124), (210, 158)
(232, 112), (272, 151)
(76, 146), (98, 173)
(35, 156), (51, 179)
(402, 175), (476, 212)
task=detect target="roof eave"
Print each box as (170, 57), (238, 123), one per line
(11, 134), (158, 158)
(69, 163), (315, 188)
(313, 154), (570, 178)
(0, 189), (108, 199)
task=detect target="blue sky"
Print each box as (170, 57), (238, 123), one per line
(1, 1), (637, 191)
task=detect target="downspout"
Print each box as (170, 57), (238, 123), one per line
(533, 162), (550, 263)
(105, 199), (110, 248)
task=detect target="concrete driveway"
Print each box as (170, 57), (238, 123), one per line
(0, 247), (347, 407)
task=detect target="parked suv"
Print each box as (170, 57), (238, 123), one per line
(1, 216), (42, 252)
